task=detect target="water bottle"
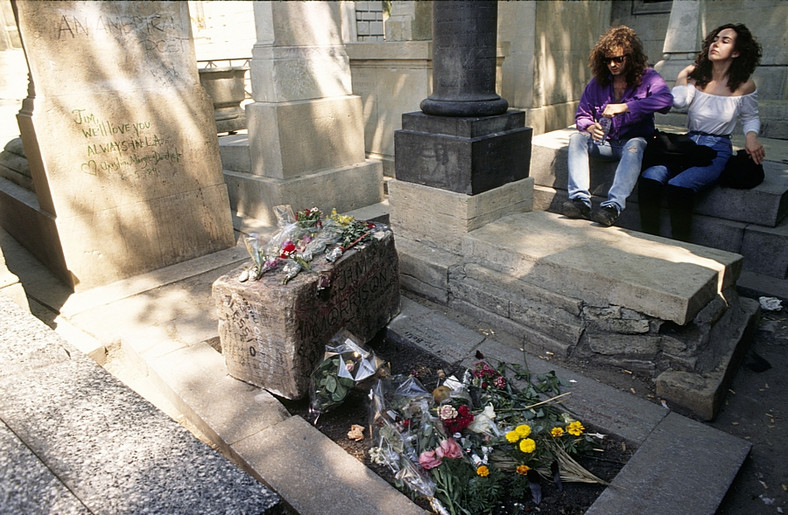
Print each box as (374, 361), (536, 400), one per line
(595, 116), (612, 145)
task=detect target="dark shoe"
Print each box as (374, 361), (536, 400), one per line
(562, 198), (591, 219)
(593, 205), (619, 227)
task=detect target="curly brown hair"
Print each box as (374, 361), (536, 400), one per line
(689, 24), (762, 92)
(588, 26), (649, 87)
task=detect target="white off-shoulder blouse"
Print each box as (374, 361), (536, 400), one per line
(672, 84), (760, 137)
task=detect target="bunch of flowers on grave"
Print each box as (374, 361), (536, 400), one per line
(367, 357), (607, 514)
(240, 205), (388, 284)
(308, 329), (389, 422)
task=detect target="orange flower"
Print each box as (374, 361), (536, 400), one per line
(476, 465), (490, 477)
(516, 464), (530, 475)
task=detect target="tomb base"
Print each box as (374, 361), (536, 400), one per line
(212, 232), (400, 399)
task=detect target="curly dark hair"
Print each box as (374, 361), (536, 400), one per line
(689, 24), (762, 92)
(588, 26), (648, 87)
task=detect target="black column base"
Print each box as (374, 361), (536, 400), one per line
(394, 110), (532, 195)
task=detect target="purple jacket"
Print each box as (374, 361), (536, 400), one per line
(575, 68), (673, 140)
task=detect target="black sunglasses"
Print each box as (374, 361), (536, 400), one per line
(603, 55), (627, 65)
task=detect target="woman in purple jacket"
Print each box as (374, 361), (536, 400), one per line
(563, 26), (673, 227)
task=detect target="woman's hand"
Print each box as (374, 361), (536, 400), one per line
(745, 132), (765, 165)
(675, 65), (696, 86)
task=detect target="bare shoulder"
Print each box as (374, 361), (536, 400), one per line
(736, 79), (756, 96)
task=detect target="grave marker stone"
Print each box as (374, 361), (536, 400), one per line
(9, 1), (234, 290)
(213, 233), (400, 400)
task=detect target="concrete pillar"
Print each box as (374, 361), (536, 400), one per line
(389, 1), (533, 303)
(229, 1), (382, 225)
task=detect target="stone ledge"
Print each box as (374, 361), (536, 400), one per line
(462, 210), (741, 325)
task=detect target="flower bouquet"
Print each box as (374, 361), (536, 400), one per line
(368, 358), (607, 513)
(308, 329), (389, 422)
(240, 205), (390, 284)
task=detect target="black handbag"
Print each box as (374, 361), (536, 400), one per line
(641, 130), (717, 174)
(718, 150), (765, 189)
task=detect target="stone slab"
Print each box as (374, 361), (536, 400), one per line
(213, 232), (400, 399)
(0, 420), (88, 514)
(386, 296), (485, 364)
(586, 412), (750, 515)
(233, 415), (426, 515)
(395, 111), (532, 195)
(0, 295), (281, 514)
(462, 210), (742, 325)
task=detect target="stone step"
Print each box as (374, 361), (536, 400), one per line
(463, 210), (741, 326)
(0, 296), (283, 514)
(530, 127), (788, 227)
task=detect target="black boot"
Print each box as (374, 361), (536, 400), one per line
(666, 185), (695, 242)
(638, 178), (664, 235)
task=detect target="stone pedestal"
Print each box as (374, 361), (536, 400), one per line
(395, 111), (532, 195)
(198, 67), (247, 134)
(654, 0), (703, 94)
(230, 2), (382, 224)
(212, 233), (400, 400)
(8, 1), (234, 291)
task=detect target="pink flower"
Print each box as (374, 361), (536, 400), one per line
(418, 450), (442, 470)
(435, 438), (463, 460)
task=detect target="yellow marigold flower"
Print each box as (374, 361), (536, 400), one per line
(566, 421), (585, 436)
(519, 438), (536, 454)
(551, 427), (564, 438)
(515, 424), (531, 438)
(476, 465), (490, 477)
(516, 464), (530, 475)
(505, 430), (520, 443)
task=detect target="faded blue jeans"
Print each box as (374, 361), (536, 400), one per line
(641, 132), (733, 192)
(567, 131), (648, 213)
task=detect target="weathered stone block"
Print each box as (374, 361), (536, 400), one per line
(212, 234), (400, 399)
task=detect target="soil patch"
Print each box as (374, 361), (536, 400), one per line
(281, 334), (634, 514)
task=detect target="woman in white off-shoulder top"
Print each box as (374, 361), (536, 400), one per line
(639, 23), (764, 241)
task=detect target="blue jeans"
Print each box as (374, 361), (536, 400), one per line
(567, 131), (647, 213)
(640, 132), (733, 192)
